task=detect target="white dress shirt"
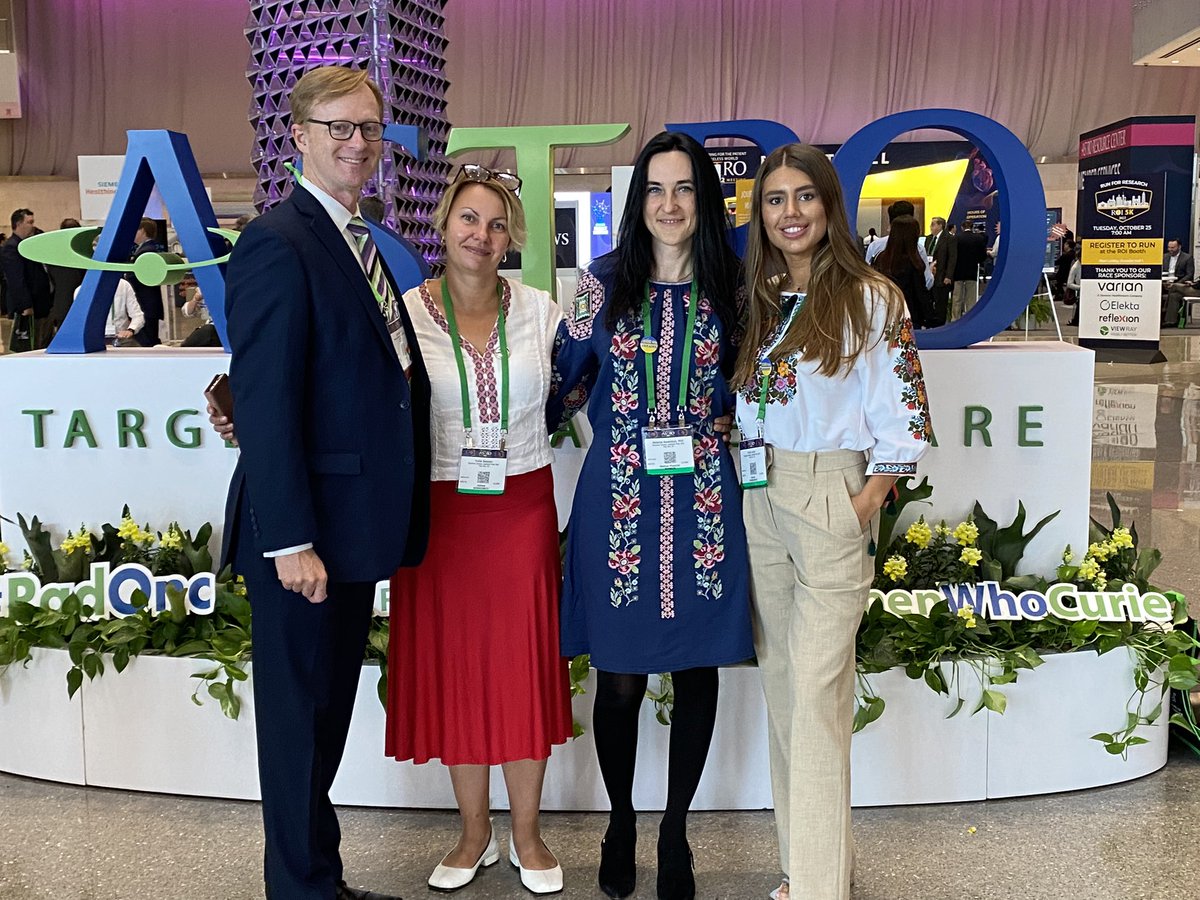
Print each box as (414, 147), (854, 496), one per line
(75, 280), (144, 338)
(735, 287), (932, 476)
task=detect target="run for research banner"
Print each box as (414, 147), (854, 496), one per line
(1077, 173), (1166, 343)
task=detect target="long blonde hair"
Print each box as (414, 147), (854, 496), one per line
(734, 144), (902, 385)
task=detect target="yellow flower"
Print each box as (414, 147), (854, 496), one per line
(1093, 575), (1108, 590)
(1111, 527), (1133, 549)
(956, 606), (978, 629)
(1062, 545), (1073, 564)
(0, 541), (8, 559)
(1078, 558), (1101, 581)
(1088, 541), (1117, 562)
(158, 526), (183, 551)
(935, 521), (951, 537)
(905, 518), (932, 549)
(60, 529), (93, 554)
(953, 521), (979, 547)
(117, 516), (140, 540)
(960, 547), (982, 567)
(883, 555), (908, 581)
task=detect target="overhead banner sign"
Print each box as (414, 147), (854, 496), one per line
(1077, 174), (1165, 343)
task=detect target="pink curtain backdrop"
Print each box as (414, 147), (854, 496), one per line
(1, 0), (1198, 177)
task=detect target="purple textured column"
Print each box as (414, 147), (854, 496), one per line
(245, 0), (451, 266)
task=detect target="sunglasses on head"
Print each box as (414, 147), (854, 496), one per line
(454, 164), (522, 194)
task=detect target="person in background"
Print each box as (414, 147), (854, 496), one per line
(1, 208), (53, 351)
(1163, 239), (1196, 328)
(548, 131), (753, 900)
(386, 165), (572, 896)
(1052, 232), (1076, 304)
(873, 214), (932, 328)
(129, 217), (165, 346)
(734, 143), (931, 900)
(180, 214), (255, 347)
(1066, 249), (1082, 327)
(923, 216), (956, 327)
(46, 217), (84, 336)
(950, 222), (987, 320)
(864, 200), (932, 291)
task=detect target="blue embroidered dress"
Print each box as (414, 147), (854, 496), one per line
(548, 256), (754, 674)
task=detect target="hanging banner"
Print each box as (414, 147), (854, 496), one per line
(1077, 174), (1165, 344)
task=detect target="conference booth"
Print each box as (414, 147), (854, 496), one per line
(0, 104), (1193, 812)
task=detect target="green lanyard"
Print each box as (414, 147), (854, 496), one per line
(754, 359), (772, 436)
(441, 279), (509, 447)
(642, 278), (699, 423)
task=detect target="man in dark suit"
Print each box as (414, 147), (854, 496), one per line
(129, 218), (166, 346)
(924, 216), (956, 326)
(950, 223), (987, 320)
(223, 65), (429, 900)
(1, 208), (53, 351)
(1162, 239), (1196, 327)
(47, 217), (85, 336)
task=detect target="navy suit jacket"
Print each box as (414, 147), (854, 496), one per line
(222, 186), (430, 584)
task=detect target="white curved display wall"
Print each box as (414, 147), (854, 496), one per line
(0, 647), (1166, 809)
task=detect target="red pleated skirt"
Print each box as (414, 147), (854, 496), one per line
(385, 466), (573, 766)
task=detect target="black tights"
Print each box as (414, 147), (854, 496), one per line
(592, 666), (720, 842)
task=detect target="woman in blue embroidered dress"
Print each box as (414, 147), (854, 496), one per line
(547, 132), (753, 900)
(733, 144), (932, 900)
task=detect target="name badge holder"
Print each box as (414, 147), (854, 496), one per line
(740, 360), (772, 488)
(641, 279), (699, 477)
(442, 279), (509, 495)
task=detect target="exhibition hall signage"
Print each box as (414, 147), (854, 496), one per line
(1077, 174), (1165, 343)
(27, 108), (1048, 355)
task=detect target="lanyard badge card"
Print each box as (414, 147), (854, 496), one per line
(740, 359), (772, 489)
(641, 280), (698, 477)
(442, 279), (509, 495)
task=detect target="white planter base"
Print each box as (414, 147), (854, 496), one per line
(0, 647), (1167, 809)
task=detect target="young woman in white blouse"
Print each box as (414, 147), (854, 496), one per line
(386, 167), (573, 895)
(733, 144), (932, 900)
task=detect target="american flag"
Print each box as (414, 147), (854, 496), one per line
(1049, 223), (1068, 239)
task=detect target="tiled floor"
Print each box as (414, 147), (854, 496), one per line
(3, 326), (1200, 899)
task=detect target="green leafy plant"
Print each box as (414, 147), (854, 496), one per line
(1, 510), (253, 716)
(856, 487), (1200, 758)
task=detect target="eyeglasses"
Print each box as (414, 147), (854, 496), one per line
(305, 119), (385, 141)
(454, 164), (522, 193)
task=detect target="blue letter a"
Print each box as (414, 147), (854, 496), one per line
(48, 130), (229, 353)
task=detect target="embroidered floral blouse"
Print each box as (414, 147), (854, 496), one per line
(734, 288), (932, 475)
(403, 278), (561, 482)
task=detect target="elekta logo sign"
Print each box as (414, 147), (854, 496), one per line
(0, 563), (216, 619)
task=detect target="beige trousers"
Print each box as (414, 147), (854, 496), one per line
(744, 447), (872, 900)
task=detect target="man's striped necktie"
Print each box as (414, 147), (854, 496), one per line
(347, 216), (412, 371)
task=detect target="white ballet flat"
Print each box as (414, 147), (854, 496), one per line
(428, 825), (500, 892)
(509, 839), (564, 895)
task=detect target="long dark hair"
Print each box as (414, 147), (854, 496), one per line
(874, 214), (924, 276)
(606, 131), (740, 332)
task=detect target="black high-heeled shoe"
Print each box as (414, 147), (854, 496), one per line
(656, 835), (695, 900)
(598, 820), (637, 899)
